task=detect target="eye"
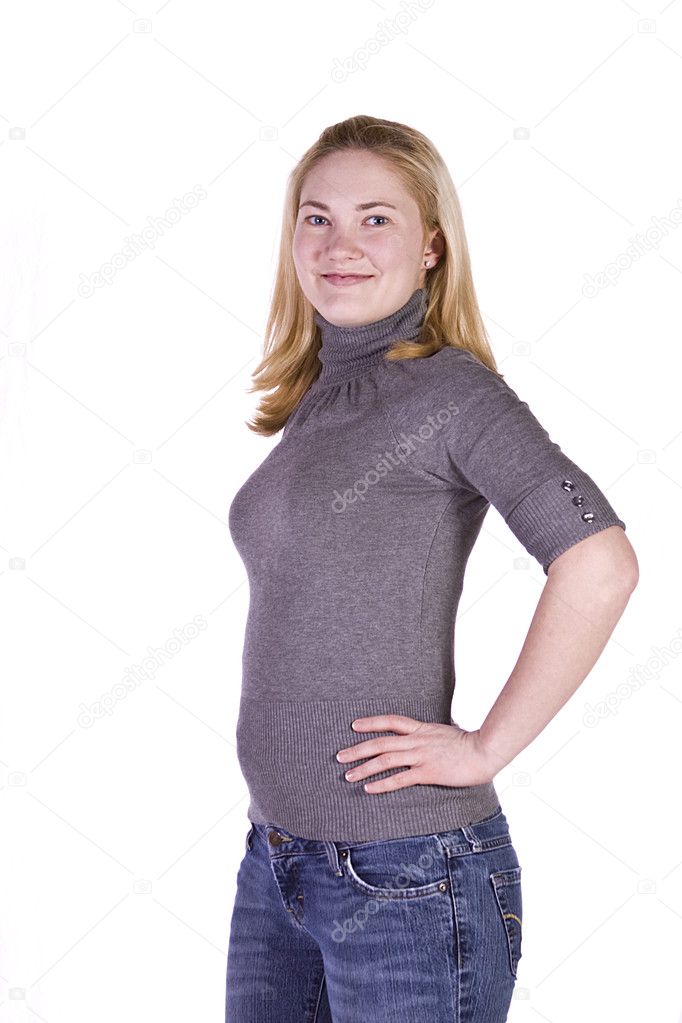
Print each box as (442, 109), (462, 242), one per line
(302, 214), (390, 226)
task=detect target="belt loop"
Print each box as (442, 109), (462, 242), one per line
(324, 840), (343, 876)
(461, 824), (483, 852)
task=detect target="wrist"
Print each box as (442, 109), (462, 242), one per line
(473, 728), (512, 778)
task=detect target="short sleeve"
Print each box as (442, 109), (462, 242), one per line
(392, 347), (626, 575)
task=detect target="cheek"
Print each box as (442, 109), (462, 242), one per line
(293, 230), (317, 266)
(367, 233), (413, 267)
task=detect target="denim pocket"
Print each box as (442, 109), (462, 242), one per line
(343, 836), (449, 900)
(244, 823), (255, 853)
(490, 865), (523, 977)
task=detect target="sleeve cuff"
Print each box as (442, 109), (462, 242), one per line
(505, 468), (626, 575)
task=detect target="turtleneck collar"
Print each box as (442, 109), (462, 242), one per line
(313, 287), (428, 385)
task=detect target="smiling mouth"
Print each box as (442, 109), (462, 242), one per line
(321, 273), (373, 285)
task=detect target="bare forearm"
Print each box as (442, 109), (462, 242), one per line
(476, 535), (638, 773)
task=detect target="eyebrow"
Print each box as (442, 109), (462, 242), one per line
(298, 200), (398, 212)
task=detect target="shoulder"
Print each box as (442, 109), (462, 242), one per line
(383, 343), (508, 387)
(378, 344), (520, 416)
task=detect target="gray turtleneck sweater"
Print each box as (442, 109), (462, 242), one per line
(228, 288), (626, 842)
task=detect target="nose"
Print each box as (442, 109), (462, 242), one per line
(325, 226), (364, 263)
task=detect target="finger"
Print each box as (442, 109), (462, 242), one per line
(363, 766), (423, 794)
(344, 749), (420, 782)
(337, 737), (416, 763)
(351, 714), (422, 734)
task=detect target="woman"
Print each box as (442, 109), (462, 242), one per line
(224, 115), (638, 1022)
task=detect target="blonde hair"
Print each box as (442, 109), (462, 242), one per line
(245, 114), (500, 437)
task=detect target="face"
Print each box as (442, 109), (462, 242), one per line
(292, 150), (443, 327)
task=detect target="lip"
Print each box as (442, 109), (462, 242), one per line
(322, 274), (373, 287)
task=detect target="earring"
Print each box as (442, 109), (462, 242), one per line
(424, 259), (431, 268)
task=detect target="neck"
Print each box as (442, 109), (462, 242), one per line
(313, 288), (428, 385)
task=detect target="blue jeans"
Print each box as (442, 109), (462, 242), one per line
(225, 804), (523, 1022)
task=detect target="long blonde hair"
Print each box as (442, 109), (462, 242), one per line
(245, 114), (500, 437)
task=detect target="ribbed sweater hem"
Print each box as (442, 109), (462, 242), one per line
(236, 692), (501, 842)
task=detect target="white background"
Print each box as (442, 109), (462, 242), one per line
(0, 1), (680, 1020)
